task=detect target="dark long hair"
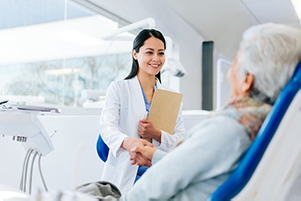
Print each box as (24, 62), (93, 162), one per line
(124, 29), (166, 82)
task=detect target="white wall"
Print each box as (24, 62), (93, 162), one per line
(89, 0), (205, 110)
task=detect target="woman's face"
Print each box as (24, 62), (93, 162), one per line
(133, 37), (165, 77)
(228, 53), (243, 98)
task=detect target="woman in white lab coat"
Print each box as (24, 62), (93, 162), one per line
(99, 29), (186, 194)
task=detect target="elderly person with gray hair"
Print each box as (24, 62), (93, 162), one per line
(120, 23), (301, 201)
(77, 23), (301, 201)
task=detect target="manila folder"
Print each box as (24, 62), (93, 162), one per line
(148, 89), (183, 135)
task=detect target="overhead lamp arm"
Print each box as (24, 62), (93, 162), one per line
(101, 18), (156, 40)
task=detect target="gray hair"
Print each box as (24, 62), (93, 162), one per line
(237, 23), (301, 104)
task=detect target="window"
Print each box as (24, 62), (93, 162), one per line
(0, 0), (133, 108)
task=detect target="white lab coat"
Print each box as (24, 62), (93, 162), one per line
(99, 76), (186, 194)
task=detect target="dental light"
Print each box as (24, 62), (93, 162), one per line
(162, 36), (187, 78)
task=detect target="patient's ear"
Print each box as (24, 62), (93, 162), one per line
(242, 72), (254, 93)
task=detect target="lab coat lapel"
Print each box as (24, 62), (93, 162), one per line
(128, 76), (146, 120)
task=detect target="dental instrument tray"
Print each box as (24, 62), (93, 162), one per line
(8, 104), (60, 113)
(0, 105), (59, 156)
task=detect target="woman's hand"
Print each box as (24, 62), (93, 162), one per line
(130, 146), (157, 166)
(121, 137), (153, 166)
(138, 119), (161, 142)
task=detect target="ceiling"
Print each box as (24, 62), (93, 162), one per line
(163, 0), (301, 59)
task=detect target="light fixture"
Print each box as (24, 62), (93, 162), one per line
(162, 37), (187, 78)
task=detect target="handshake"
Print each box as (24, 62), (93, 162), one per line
(130, 145), (157, 166)
(122, 136), (157, 167)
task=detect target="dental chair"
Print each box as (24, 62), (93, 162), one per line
(96, 134), (149, 182)
(207, 61), (301, 201)
(96, 134), (109, 162)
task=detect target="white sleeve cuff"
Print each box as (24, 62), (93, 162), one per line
(110, 134), (128, 158)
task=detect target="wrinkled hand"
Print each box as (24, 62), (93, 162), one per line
(130, 146), (157, 166)
(138, 119), (161, 142)
(121, 137), (153, 166)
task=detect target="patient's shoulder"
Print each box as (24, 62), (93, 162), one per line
(188, 115), (251, 143)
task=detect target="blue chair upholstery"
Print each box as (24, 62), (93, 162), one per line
(207, 61), (301, 201)
(96, 134), (109, 162)
(96, 134), (149, 181)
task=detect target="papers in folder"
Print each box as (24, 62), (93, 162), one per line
(145, 89), (183, 142)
